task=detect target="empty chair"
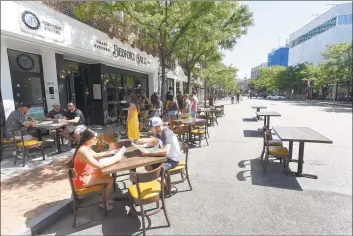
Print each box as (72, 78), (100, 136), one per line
(260, 127), (283, 161)
(191, 120), (209, 148)
(263, 130), (289, 172)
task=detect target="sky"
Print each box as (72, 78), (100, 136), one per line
(222, 1), (350, 80)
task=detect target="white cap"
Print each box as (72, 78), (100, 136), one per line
(151, 117), (163, 127)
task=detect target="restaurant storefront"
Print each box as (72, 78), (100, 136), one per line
(1, 1), (159, 126)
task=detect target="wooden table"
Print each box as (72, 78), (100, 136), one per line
(273, 126), (333, 179)
(251, 106), (267, 120)
(35, 121), (69, 154)
(256, 111), (281, 130)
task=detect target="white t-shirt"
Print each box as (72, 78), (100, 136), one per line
(158, 128), (181, 162)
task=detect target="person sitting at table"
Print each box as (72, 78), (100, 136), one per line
(4, 103), (38, 141)
(142, 117), (181, 177)
(72, 128), (122, 211)
(61, 102), (87, 144)
(44, 103), (67, 120)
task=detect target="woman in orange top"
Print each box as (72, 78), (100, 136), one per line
(72, 129), (122, 210)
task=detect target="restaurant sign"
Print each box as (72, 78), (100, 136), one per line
(19, 6), (64, 42)
(112, 44), (150, 65)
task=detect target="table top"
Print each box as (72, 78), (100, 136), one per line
(251, 106), (267, 109)
(272, 126), (333, 144)
(35, 121), (69, 129)
(101, 146), (166, 175)
(197, 109), (216, 112)
(178, 118), (207, 124)
(256, 111), (281, 117)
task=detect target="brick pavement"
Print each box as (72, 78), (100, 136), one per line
(1, 155), (72, 235)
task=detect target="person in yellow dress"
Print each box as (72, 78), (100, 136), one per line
(127, 95), (140, 143)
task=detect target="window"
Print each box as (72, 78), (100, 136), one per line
(176, 82), (181, 93)
(343, 14), (349, 24)
(338, 15), (344, 25)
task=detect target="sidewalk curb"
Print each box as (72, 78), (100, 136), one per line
(11, 198), (72, 236)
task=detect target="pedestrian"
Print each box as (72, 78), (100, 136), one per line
(190, 90), (199, 118)
(127, 95), (140, 143)
(165, 96), (179, 130)
(236, 93), (240, 104)
(182, 94), (191, 117)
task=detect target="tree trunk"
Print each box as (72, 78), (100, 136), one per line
(187, 70), (191, 94)
(204, 79), (207, 107)
(160, 51), (166, 99)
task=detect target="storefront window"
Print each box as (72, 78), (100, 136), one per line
(7, 49), (45, 113)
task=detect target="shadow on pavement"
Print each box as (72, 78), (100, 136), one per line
(243, 130), (263, 138)
(242, 118), (258, 122)
(35, 198), (142, 235)
(321, 107), (352, 113)
(236, 158), (303, 191)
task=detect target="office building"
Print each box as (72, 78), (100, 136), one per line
(267, 47), (289, 67)
(250, 63), (267, 79)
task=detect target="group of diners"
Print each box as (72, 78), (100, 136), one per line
(3, 102), (87, 148)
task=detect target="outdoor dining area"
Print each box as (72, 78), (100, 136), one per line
(248, 105), (333, 179)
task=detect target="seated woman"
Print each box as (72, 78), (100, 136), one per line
(72, 129), (124, 210)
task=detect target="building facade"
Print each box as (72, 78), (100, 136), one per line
(288, 2), (352, 101)
(1, 1), (162, 126)
(288, 2), (352, 66)
(250, 62), (268, 79)
(267, 47), (289, 67)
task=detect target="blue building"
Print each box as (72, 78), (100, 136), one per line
(267, 47), (289, 67)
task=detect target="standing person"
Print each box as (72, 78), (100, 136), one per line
(165, 97), (179, 130)
(151, 92), (162, 117)
(236, 93), (240, 104)
(127, 94), (140, 143)
(190, 90), (199, 118)
(177, 91), (184, 112)
(61, 102), (86, 144)
(166, 87), (174, 102)
(182, 94), (191, 117)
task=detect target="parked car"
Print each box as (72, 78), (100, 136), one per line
(266, 95), (286, 100)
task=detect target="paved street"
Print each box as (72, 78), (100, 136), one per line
(40, 98), (352, 235)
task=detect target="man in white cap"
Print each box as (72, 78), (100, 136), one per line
(142, 117), (181, 172)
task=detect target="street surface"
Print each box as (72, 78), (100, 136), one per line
(40, 98), (352, 235)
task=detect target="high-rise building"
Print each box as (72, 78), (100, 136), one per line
(288, 2), (352, 66)
(267, 47), (289, 67)
(250, 63), (267, 79)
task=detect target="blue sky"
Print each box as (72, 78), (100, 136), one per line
(222, 1), (350, 79)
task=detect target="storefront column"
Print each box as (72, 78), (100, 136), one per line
(148, 72), (158, 95)
(41, 49), (60, 109)
(1, 46), (15, 119)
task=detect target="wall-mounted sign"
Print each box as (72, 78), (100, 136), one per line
(94, 40), (110, 52)
(112, 44), (150, 65)
(16, 54), (35, 71)
(27, 105), (45, 121)
(19, 6), (64, 42)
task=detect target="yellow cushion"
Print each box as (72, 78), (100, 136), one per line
(269, 146), (289, 156)
(75, 184), (105, 195)
(1, 139), (18, 143)
(128, 180), (161, 200)
(268, 139), (282, 146)
(191, 129), (205, 134)
(16, 140), (42, 147)
(168, 161), (186, 173)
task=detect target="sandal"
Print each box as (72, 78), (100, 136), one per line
(99, 197), (114, 205)
(99, 203), (114, 211)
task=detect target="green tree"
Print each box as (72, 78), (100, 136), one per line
(75, 1), (218, 97)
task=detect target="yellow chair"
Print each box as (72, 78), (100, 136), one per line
(260, 129), (283, 161)
(65, 158), (108, 227)
(263, 130), (290, 172)
(128, 166), (170, 236)
(13, 128), (45, 167)
(166, 142), (192, 197)
(191, 120), (209, 148)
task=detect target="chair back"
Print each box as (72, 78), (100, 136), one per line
(65, 157), (78, 197)
(264, 130), (272, 152)
(179, 141), (189, 165)
(129, 165), (163, 184)
(197, 114), (206, 120)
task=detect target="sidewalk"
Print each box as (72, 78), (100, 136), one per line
(0, 124), (123, 235)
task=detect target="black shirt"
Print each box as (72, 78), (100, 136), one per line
(45, 109), (67, 119)
(66, 108), (85, 125)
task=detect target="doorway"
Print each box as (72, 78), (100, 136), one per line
(65, 75), (88, 122)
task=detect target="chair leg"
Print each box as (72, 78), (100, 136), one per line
(72, 198), (77, 228)
(41, 145), (45, 161)
(161, 197), (171, 227)
(198, 135), (201, 148)
(22, 149), (26, 167)
(102, 188), (108, 216)
(259, 146), (265, 161)
(205, 134), (209, 146)
(112, 173), (116, 192)
(140, 204), (147, 236)
(263, 154), (269, 172)
(167, 173), (172, 197)
(185, 167), (192, 191)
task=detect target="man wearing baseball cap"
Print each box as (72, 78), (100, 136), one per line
(142, 117), (181, 173)
(44, 103), (67, 120)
